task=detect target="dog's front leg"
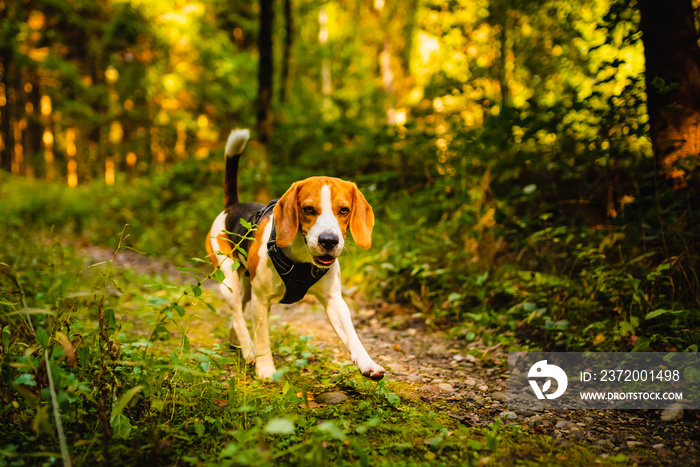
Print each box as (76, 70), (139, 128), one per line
(318, 294), (385, 380)
(251, 293), (276, 380)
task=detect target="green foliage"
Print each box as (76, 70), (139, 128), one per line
(0, 157), (222, 261)
(1, 226), (585, 466)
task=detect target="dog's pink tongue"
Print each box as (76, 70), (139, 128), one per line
(316, 255), (335, 265)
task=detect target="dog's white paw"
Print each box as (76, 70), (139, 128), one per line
(353, 355), (385, 381)
(255, 359), (276, 381)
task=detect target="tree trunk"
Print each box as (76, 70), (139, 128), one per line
(488, 2), (511, 117)
(254, 0), (274, 203)
(375, 1), (396, 124)
(257, 0), (274, 147)
(380, 37), (396, 124)
(279, 0), (293, 103)
(0, 54), (13, 173)
(23, 71), (43, 178)
(318, 5), (331, 114)
(637, 0), (700, 182)
(497, 12), (510, 116)
(0, 0), (20, 173)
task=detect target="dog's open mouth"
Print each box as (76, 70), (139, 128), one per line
(314, 255), (336, 266)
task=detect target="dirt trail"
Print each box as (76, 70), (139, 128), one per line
(86, 246), (700, 466)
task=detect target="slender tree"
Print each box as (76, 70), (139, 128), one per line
(279, 0), (293, 103)
(0, 0), (23, 173)
(257, 0), (274, 147)
(637, 0), (700, 182)
(0, 52), (14, 173)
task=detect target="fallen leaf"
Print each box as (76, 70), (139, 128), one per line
(56, 332), (76, 366)
(393, 343), (402, 351)
(296, 391), (314, 401)
(299, 401), (327, 409)
(213, 399), (229, 407)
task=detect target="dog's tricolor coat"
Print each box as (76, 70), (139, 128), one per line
(206, 129), (385, 380)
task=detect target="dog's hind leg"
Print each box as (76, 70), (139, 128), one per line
(220, 267), (255, 365)
(250, 292), (276, 380)
(240, 272), (252, 310)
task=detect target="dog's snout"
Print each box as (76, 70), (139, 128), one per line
(318, 233), (339, 250)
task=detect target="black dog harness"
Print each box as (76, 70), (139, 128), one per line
(248, 200), (330, 304)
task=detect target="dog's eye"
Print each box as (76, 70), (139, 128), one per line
(339, 207), (350, 216)
(302, 206), (316, 215)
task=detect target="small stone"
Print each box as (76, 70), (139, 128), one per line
(406, 374), (424, 383)
(661, 405), (684, 422)
(465, 379), (477, 386)
(315, 391), (348, 405)
(528, 415), (543, 428)
(406, 328), (417, 336)
(555, 420), (570, 429)
(453, 355), (464, 362)
(438, 383), (455, 393)
(420, 384), (436, 392)
(596, 439), (614, 449)
(499, 411), (518, 420)
(653, 443), (665, 450)
(491, 391), (508, 402)
(465, 354), (478, 363)
(478, 385), (489, 391)
(627, 441), (642, 449)
(515, 410), (535, 417)
(427, 343), (448, 356)
(553, 438), (572, 448)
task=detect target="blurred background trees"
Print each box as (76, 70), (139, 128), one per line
(2, 0), (678, 185)
(1, 0), (698, 351)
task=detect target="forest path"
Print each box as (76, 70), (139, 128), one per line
(85, 245), (699, 466)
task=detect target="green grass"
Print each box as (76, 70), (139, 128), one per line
(0, 226), (613, 466)
(1, 165), (695, 465)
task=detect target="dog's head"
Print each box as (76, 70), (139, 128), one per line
(273, 177), (374, 267)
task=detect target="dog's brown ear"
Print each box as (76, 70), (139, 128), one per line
(350, 184), (374, 249)
(273, 182), (300, 248)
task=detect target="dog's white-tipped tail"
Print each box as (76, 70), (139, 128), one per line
(225, 129), (250, 158)
(223, 129), (250, 207)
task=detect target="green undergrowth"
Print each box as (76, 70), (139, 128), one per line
(0, 227), (610, 466)
(367, 175), (700, 353)
(1, 151), (698, 355)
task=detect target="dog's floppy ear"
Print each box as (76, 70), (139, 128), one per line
(273, 182), (300, 248)
(350, 183), (374, 249)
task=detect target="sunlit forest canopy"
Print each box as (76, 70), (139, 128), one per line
(1, 0), (662, 187)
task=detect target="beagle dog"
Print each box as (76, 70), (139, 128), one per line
(206, 129), (385, 381)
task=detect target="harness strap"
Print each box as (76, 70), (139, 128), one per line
(247, 200), (330, 304)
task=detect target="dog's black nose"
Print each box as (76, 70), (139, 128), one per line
(318, 233), (339, 250)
